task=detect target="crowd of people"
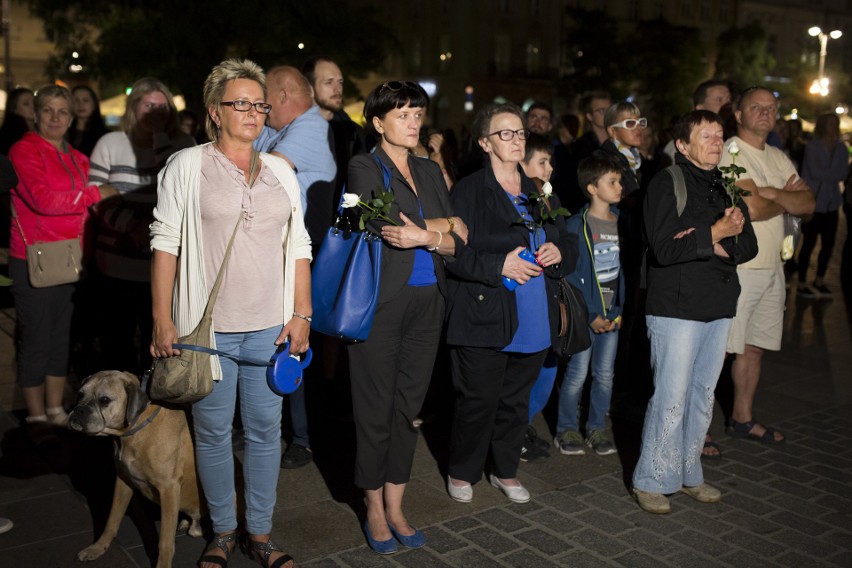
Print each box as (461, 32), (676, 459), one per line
(3, 55), (849, 565)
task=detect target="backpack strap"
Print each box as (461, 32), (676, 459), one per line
(665, 164), (687, 217)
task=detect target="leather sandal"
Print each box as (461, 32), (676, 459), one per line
(243, 537), (294, 568)
(198, 532), (237, 568)
(729, 419), (784, 443)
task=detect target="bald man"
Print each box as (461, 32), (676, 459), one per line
(254, 66), (336, 249)
(253, 66), (336, 471)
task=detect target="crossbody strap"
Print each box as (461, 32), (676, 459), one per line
(172, 343), (271, 366)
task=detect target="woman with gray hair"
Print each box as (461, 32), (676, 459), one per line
(8, 85), (116, 441)
(150, 58), (310, 568)
(89, 77), (196, 376)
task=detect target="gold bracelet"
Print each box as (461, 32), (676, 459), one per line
(447, 217), (455, 233)
(293, 312), (312, 323)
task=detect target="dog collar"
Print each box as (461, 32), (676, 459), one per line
(121, 405), (161, 437)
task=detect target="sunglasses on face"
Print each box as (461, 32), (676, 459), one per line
(611, 117), (647, 130)
(220, 100), (272, 114)
(487, 128), (530, 141)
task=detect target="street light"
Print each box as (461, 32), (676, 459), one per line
(808, 26), (842, 97)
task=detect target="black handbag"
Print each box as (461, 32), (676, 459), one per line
(554, 277), (591, 358)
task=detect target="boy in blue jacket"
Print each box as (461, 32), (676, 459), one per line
(554, 154), (625, 456)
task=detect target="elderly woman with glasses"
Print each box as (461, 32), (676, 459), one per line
(632, 110), (757, 514)
(151, 58), (311, 568)
(346, 80), (466, 554)
(444, 102), (577, 505)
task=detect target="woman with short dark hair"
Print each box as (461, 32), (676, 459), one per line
(346, 80), (466, 554)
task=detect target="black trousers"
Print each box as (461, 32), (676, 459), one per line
(798, 210), (839, 281)
(348, 285), (444, 490)
(448, 346), (548, 483)
(97, 274), (153, 376)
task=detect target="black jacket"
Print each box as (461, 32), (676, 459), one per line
(644, 155), (758, 321)
(445, 164), (578, 348)
(347, 146), (455, 303)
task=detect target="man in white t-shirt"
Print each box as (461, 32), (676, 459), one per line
(718, 87), (814, 443)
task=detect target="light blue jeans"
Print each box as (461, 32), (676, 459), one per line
(556, 328), (619, 434)
(192, 325), (282, 535)
(632, 316), (731, 494)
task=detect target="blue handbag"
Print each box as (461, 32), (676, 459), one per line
(311, 156), (391, 342)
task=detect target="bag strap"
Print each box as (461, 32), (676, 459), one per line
(10, 202), (28, 247)
(334, 152), (393, 216)
(664, 164), (687, 217)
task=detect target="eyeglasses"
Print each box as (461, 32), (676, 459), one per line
(221, 100), (272, 114)
(611, 117), (647, 130)
(487, 128), (529, 141)
(381, 80), (420, 92)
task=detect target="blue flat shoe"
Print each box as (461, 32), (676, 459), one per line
(363, 521), (397, 554)
(388, 523), (425, 549)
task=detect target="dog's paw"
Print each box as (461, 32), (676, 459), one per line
(188, 518), (203, 538)
(77, 544), (108, 561)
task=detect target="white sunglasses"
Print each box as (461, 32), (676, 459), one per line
(611, 117), (648, 130)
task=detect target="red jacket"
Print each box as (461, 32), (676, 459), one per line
(8, 132), (102, 260)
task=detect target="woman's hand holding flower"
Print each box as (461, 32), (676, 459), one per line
(535, 242), (561, 267)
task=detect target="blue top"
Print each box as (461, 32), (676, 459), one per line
(253, 105), (336, 214)
(501, 192), (550, 353)
(408, 201), (438, 286)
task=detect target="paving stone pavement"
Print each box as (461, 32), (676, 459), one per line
(1, 221), (851, 566)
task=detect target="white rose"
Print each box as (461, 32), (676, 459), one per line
(541, 181), (553, 196)
(728, 141), (740, 156)
(341, 193), (360, 208)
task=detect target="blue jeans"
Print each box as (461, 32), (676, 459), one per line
(192, 326), (282, 534)
(556, 328), (618, 433)
(632, 316), (731, 494)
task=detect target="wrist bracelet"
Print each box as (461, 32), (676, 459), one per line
(447, 217), (455, 233)
(428, 231), (443, 251)
(293, 312), (312, 323)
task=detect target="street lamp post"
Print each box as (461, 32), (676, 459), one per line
(808, 26), (842, 97)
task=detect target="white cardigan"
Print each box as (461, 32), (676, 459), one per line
(150, 143), (312, 380)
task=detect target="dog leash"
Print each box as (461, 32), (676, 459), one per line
(171, 343), (274, 367)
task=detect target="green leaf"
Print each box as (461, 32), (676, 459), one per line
(370, 198), (384, 208)
(381, 192), (394, 204)
(358, 217), (365, 230)
(553, 207), (571, 217)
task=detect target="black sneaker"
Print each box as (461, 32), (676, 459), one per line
(813, 284), (833, 298)
(526, 425), (551, 452)
(520, 441), (550, 463)
(281, 443), (313, 469)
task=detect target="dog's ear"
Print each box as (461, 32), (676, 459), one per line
(124, 375), (150, 426)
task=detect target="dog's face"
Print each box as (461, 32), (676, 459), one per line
(68, 371), (149, 436)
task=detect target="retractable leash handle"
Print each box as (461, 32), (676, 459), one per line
(171, 342), (313, 396)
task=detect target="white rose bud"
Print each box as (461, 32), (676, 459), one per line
(728, 141), (740, 156)
(341, 193), (360, 208)
(542, 181), (553, 196)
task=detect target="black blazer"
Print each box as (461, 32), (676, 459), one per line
(445, 165), (578, 348)
(347, 146), (454, 303)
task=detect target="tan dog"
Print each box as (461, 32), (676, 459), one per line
(69, 370), (202, 567)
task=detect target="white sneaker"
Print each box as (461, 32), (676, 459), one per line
(489, 475), (530, 503)
(447, 476), (472, 503)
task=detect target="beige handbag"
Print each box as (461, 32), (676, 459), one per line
(14, 208), (85, 288)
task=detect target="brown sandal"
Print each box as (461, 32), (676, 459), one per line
(198, 532), (237, 568)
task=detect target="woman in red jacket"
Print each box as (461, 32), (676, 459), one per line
(8, 85), (116, 440)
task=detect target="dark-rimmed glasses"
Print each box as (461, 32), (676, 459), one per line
(611, 117), (647, 130)
(381, 80), (420, 92)
(221, 100), (272, 114)
(487, 128), (529, 141)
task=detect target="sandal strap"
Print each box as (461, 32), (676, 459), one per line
(211, 532), (238, 556)
(249, 539), (292, 568)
